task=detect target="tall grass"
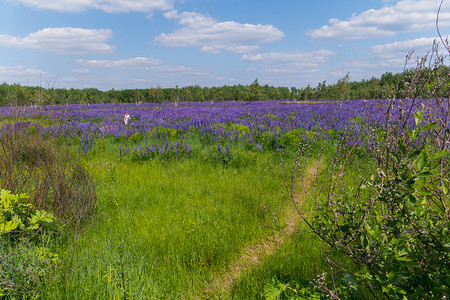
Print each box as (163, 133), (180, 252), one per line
(42, 136), (292, 298)
(0, 120), (95, 227)
(0, 117), (96, 298)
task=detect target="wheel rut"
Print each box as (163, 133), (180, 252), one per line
(198, 159), (320, 299)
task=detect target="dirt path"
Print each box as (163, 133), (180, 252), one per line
(199, 159), (320, 299)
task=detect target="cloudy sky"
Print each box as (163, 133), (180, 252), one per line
(0, 0), (449, 90)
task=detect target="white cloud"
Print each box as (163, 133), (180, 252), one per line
(67, 57), (230, 89)
(71, 68), (90, 73)
(0, 27), (114, 54)
(0, 65), (45, 76)
(333, 60), (396, 82)
(306, 0), (450, 40)
(77, 56), (210, 76)
(241, 50), (335, 74)
(9, 0), (173, 13)
(77, 57), (162, 69)
(371, 37), (439, 58)
(154, 10), (285, 53)
(0, 65), (52, 86)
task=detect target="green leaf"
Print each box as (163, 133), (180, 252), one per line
(407, 150), (421, 162)
(442, 184), (449, 195)
(431, 150), (448, 160)
(395, 256), (412, 262)
(419, 122), (437, 132)
(391, 285), (407, 295)
(417, 171), (433, 178)
(28, 210), (55, 230)
(0, 189), (11, 200)
(415, 151), (427, 171)
(0, 220), (20, 233)
(390, 152), (400, 164)
(414, 110), (423, 126)
(406, 129), (413, 140)
(386, 271), (396, 282)
(417, 190), (432, 196)
(415, 177), (426, 189)
(398, 140), (407, 155)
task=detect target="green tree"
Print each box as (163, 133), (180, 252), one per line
(248, 78), (264, 100)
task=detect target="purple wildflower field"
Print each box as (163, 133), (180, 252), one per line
(1, 99), (446, 157)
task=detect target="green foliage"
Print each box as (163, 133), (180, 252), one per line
(128, 131), (142, 144)
(0, 122), (96, 228)
(258, 131), (275, 147)
(0, 189), (55, 235)
(89, 138), (109, 156)
(1, 189), (58, 298)
(48, 154), (284, 299)
(264, 278), (323, 300)
(280, 129), (304, 149)
(218, 146), (232, 167)
(152, 126), (178, 139)
(310, 111), (449, 299)
(0, 64), (449, 105)
(227, 123), (250, 135)
(232, 149), (258, 168)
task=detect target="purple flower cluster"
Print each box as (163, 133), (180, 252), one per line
(2, 99), (447, 155)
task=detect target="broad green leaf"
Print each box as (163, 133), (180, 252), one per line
(431, 150), (448, 160)
(0, 220), (19, 233)
(0, 189), (11, 200)
(407, 150), (421, 162)
(391, 285), (407, 294)
(417, 190), (432, 196)
(417, 171), (433, 178)
(419, 122), (437, 132)
(386, 271), (396, 282)
(406, 128), (413, 140)
(414, 110), (423, 126)
(415, 151), (427, 171)
(29, 210), (55, 229)
(398, 139), (407, 155)
(442, 184), (449, 195)
(390, 152), (399, 164)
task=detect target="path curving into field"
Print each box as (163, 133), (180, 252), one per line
(199, 159), (320, 299)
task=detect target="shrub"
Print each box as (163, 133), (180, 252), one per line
(0, 121), (96, 228)
(288, 44), (450, 299)
(1, 189), (57, 298)
(280, 129), (304, 149)
(152, 126), (178, 139)
(129, 131), (143, 144)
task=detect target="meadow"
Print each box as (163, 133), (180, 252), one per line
(1, 93), (449, 299)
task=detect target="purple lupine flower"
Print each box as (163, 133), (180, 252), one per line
(225, 144), (230, 155)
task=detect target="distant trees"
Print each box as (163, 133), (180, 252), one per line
(0, 66), (448, 107)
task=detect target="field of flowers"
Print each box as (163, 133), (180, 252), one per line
(1, 98), (449, 299)
(1, 100), (375, 156)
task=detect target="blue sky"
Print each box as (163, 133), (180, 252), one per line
(0, 0), (449, 90)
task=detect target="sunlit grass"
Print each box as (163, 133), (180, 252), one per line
(45, 138), (291, 298)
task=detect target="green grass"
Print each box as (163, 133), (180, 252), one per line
(0, 120), (332, 299)
(43, 137), (294, 298)
(231, 232), (325, 299)
(229, 145), (373, 299)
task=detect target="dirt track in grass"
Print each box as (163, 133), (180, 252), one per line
(199, 159), (320, 299)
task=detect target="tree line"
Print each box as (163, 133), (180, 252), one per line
(0, 66), (448, 107)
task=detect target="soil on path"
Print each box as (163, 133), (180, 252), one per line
(199, 160), (320, 299)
